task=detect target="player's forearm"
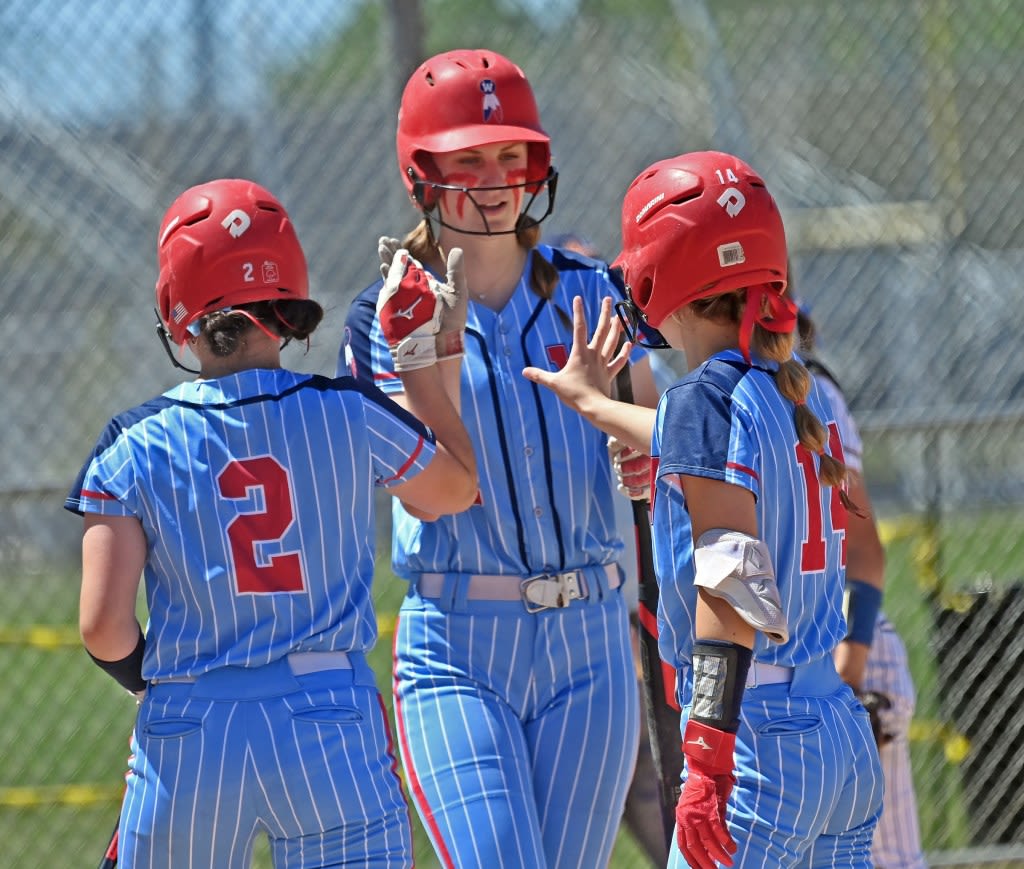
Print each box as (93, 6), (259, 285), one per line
(575, 393), (656, 455)
(834, 640), (869, 691)
(398, 364), (478, 492)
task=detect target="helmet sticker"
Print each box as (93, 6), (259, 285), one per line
(171, 301), (188, 323)
(480, 79), (503, 122)
(262, 260), (280, 283)
(718, 242), (746, 267)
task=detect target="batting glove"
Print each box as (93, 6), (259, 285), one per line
(377, 236), (401, 281)
(857, 690), (895, 747)
(676, 720), (738, 869)
(376, 248), (465, 371)
(608, 435), (651, 501)
(378, 241), (467, 365)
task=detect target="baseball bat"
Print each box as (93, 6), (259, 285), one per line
(614, 365), (684, 851)
(98, 820), (119, 869)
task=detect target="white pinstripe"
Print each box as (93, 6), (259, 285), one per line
(344, 245), (642, 868)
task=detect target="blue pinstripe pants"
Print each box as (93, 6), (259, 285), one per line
(668, 656), (884, 868)
(394, 573), (639, 869)
(119, 654), (413, 869)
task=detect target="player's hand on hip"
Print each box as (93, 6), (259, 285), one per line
(676, 721), (738, 869)
(377, 249), (461, 371)
(608, 435), (651, 500)
(523, 296), (631, 412)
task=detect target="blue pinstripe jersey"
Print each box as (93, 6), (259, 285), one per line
(342, 244), (644, 578)
(65, 368), (435, 681)
(651, 349), (849, 684)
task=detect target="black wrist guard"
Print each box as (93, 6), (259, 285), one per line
(690, 639), (753, 734)
(87, 627), (147, 694)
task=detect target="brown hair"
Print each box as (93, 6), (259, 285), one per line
(199, 299), (324, 357)
(690, 291), (847, 490)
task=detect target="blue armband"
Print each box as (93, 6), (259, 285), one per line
(844, 579), (883, 647)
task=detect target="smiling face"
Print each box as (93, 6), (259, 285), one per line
(432, 141), (530, 235)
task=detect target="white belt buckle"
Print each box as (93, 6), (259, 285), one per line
(521, 571), (587, 613)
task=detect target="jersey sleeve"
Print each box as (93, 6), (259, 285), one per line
(64, 419), (139, 518)
(357, 381), (438, 487)
(340, 280), (403, 395)
(655, 378), (760, 500)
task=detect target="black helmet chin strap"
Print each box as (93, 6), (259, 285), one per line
(154, 308), (200, 374)
(419, 167), (559, 237)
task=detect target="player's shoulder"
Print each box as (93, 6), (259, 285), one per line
(346, 277), (386, 321)
(538, 243), (626, 303)
(85, 394), (179, 457)
(542, 243), (607, 274)
(682, 353), (751, 398)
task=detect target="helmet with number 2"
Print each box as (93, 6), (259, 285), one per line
(156, 179), (309, 346)
(396, 49), (553, 213)
(612, 151), (788, 330)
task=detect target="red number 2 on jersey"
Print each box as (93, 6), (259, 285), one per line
(218, 456), (305, 594)
(795, 422), (848, 572)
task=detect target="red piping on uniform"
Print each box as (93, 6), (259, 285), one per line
(382, 436), (426, 484)
(392, 615), (457, 869)
(726, 460), (758, 481)
(81, 488), (117, 501)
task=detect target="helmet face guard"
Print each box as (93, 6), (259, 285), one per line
(397, 49), (555, 234)
(409, 165), (559, 236)
(613, 296), (669, 349)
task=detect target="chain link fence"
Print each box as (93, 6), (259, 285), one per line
(1, 0), (1022, 865)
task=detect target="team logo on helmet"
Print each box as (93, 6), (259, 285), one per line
(480, 79), (503, 123)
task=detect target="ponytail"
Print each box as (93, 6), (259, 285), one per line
(692, 289), (853, 501)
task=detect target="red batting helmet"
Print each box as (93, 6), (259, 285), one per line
(396, 48), (553, 213)
(612, 151), (789, 331)
(155, 179), (309, 345)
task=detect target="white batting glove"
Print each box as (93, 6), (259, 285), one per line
(436, 246), (467, 361)
(377, 236), (401, 281)
(608, 435), (651, 501)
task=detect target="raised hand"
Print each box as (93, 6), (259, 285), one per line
(377, 236), (401, 281)
(435, 247), (468, 361)
(522, 296), (632, 413)
(376, 249), (447, 371)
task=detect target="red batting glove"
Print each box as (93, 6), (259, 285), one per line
(607, 436), (652, 500)
(376, 249), (445, 371)
(676, 720), (738, 869)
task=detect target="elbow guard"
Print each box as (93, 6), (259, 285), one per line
(693, 528), (790, 644)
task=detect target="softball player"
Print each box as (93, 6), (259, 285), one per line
(798, 309), (928, 869)
(340, 49), (660, 869)
(66, 179), (477, 869)
(525, 151), (885, 867)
